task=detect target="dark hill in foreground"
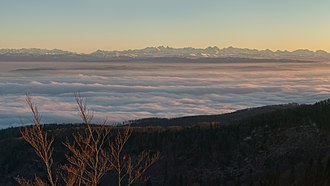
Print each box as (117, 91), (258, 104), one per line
(1, 99), (330, 185)
(128, 103), (300, 127)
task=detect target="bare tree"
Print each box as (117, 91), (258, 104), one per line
(109, 126), (160, 186)
(16, 176), (47, 186)
(17, 94), (57, 186)
(17, 93), (160, 186)
(61, 93), (111, 186)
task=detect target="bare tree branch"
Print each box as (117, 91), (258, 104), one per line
(19, 94), (57, 186)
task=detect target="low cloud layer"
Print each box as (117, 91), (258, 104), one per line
(1, 61), (330, 128)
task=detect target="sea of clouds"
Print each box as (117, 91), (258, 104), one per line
(1, 61), (330, 128)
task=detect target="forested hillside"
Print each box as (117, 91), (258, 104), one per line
(1, 99), (330, 185)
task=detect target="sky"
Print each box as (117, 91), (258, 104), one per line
(1, 0), (330, 53)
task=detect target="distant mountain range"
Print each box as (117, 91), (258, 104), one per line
(1, 46), (330, 62)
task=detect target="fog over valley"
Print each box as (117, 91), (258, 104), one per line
(1, 60), (330, 128)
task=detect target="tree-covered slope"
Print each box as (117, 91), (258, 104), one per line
(1, 99), (330, 185)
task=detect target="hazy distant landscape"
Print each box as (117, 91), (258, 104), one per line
(1, 46), (330, 61)
(1, 59), (330, 128)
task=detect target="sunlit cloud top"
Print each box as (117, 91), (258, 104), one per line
(1, 0), (330, 52)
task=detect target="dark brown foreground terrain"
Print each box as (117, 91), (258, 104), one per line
(2, 100), (330, 185)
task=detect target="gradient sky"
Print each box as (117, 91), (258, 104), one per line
(1, 0), (330, 53)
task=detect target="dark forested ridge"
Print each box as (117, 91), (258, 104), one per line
(2, 99), (330, 185)
(128, 103), (300, 127)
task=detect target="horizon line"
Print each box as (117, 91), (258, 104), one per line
(0, 46), (329, 54)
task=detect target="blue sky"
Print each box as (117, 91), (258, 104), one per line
(1, 0), (329, 52)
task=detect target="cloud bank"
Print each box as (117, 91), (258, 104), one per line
(0, 61), (330, 128)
